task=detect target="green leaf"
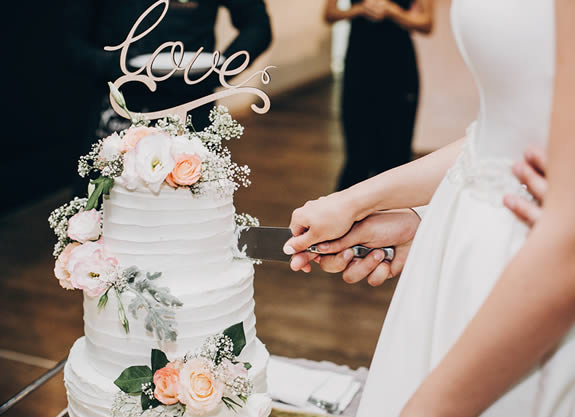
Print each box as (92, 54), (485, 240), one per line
(141, 392), (161, 410)
(223, 323), (246, 356)
(102, 177), (115, 196)
(243, 362), (252, 370)
(97, 291), (109, 311)
(151, 349), (169, 373)
(223, 396), (243, 409)
(115, 288), (130, 334)
(85, 180), (104, 211)
(114, 366), (153, 393)
(85, 176), (114, 210)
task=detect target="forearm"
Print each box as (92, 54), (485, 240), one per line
(347, 137), (463, 221)
(403, 217), (575, 416)
(324, 3), (363, 24)
(386, 1), (433, 34)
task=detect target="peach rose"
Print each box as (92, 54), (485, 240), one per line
(153, 366), (180, 405)
(120, 127), (157, 153)
(165, 153), (202, 188)
(54, 242), (81, 289)
(178, 358), (223, 415)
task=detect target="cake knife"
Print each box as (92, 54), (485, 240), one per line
(237, 226), (395, 263)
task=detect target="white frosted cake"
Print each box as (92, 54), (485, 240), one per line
(50, 107), (271, 417)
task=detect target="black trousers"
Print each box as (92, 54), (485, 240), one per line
(337, 38), (419, 191)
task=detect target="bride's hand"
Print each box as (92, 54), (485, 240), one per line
(284, 191), (362, 272)
(315, 209), (420, 286)
(504, 146), (547, 227)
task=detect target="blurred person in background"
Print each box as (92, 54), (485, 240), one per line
(324, 0), (434, 190)
(64, 0), (272, 193)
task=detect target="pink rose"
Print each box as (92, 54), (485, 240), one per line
(67, 209), (101, 243)
(221, 359), (248, 380)
(120, 127), (157, 153)
(165, 153), (202, 188)
(178, 358), (223, 415)
(153, 366), (180, 405)
(67, 241), (118, 297)
(54, 242), (81, 289)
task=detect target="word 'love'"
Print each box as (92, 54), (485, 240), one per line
(104, 0), (274, 121)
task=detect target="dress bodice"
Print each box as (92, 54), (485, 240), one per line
(451, 0), (555, 160)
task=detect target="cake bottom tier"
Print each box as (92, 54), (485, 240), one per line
(65, 337), (270, 417)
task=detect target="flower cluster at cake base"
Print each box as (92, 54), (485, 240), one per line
(49, 198), (183, 341)
(112, 323), (272, 417)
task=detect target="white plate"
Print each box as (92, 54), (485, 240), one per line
(129, 51), (225, 76)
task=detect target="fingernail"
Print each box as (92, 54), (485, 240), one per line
(283, 244), (295, 255)
(343, 249), (354, 261)
(373, 250), (384, 261)
(318, 243), (330, 252)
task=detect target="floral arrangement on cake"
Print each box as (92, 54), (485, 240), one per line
(78, 84), (251, 204)
(112, 323), (272, 417)
(48, 85), (260, 341)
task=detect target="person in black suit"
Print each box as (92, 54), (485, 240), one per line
(63, 0), (272, 166)
(324, 0), (433, 191)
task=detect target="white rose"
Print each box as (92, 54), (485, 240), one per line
(171, 136), (209, 159)
(245, 394), (272, 417)
(100, 132), (122, 161)
(134, 134), (175, 193)
(67, 210), (102, 243)
(116, 150), (142, 191)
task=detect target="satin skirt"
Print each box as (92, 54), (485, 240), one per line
(356, 134), (575, 417)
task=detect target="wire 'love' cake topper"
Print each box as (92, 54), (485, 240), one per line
(104, 0), (275, 121)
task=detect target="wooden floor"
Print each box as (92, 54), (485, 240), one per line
(0, 79), (400, 417)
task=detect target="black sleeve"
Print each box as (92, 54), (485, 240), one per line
(219, 0), (273, 62)
(63, 0), (123, 82)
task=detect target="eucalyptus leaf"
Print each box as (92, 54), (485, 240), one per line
(114, 366), (153, 393)
(151, 349), (169, 373)
(146, 272), (162, 280)
(223, 323), (246, 356)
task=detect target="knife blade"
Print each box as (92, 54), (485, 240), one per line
(237, 226), (395, 263)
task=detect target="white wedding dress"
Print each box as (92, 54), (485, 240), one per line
(356, 1), (575, 416)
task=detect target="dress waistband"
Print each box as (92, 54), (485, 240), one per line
(446, 123), (533, 206)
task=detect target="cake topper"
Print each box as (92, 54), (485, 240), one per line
(104, 0), (274, 121)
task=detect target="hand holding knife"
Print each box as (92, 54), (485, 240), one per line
(237, 226), (395, 264)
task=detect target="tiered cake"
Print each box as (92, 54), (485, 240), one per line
(50, 108), (270, 417)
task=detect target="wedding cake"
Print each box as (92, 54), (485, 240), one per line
(50, 106), (271, 417)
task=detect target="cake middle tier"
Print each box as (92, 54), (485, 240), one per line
(102, 184), (238, 284)
(83, 260), (258, 379)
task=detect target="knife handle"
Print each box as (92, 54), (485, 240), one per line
(308, 245), (395, 262)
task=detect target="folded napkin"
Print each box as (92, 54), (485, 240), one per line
(268, 358), (360, 414)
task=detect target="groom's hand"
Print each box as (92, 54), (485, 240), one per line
(313, 209), (421, 286)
